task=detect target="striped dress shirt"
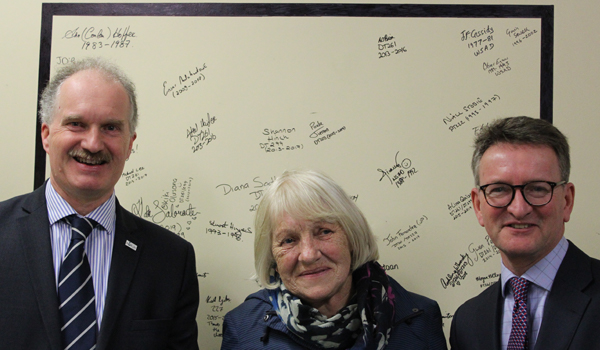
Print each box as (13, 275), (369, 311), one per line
(45, 181), (116, 330)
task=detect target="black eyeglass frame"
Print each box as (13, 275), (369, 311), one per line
(478, 181), (567, 208)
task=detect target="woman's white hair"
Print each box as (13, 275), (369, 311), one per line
(254, 169), (379, 289)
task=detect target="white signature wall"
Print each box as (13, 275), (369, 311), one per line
(2, 1), (600, 348)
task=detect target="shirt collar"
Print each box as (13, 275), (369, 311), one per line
(501, 236), (569, 297)
(45, 180), (117, 234)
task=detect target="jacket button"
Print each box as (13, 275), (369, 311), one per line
(412, 308), (419, 313)
(263, 314), (270, 321)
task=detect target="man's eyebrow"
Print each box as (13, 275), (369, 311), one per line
(60, 116), (127, 125)
(61, 115), (82, 123)
(104, 119), (126, 126)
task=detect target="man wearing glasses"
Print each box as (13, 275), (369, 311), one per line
(450, 116), (600, 349)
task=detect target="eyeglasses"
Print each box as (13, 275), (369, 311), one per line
(479, 181), (567, 208)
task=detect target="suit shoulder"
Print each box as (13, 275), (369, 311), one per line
(0, 192), (33, 215)
(586, 251), (600, 282)
(592, 256), (600, 276)
(565, 242), (600, 294)
(453, 280), (500, 321)
(0, 191), (42, 229)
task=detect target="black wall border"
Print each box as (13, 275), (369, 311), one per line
(35, 3), (554, 189)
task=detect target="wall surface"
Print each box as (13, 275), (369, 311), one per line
(2, 1), (599, 348)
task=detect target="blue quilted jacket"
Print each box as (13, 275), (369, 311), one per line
(221, 276), (448, 349)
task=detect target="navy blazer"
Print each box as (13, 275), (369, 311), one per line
(0, 183), (200, 350)
(450, 241), (600, 350)
(221, 275), (448, 350)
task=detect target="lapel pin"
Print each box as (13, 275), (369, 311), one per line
(125, 240), (138, 251)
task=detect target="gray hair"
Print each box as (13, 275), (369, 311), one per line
(39, 57), (138, 134)
(254, 169), (379, 289)
(472, 116), (570, 185)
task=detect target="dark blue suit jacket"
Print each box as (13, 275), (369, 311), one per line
(0, 183), (200, 350)
(450, 241), (600, 350)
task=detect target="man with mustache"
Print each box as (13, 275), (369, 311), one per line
(450, 116), (600, 349)
(0, 57), (200, 349)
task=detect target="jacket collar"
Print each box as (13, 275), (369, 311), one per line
(389, 280), (426, 327)
(533, 241), (593, 350)
(476, 282), (503, 350)
(17, 183), (62, 350)
(96, 201), (143, 350)
(17, 184), (147, 350)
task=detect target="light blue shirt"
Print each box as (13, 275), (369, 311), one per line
(46, 181), (116, 330)
(500, 236), (568, 350)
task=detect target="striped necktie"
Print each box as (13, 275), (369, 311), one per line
(507, 277), (530, 350)
(58, 215), (98, 350)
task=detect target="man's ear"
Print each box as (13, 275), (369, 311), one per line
(561, 182), (575, 223)
(127, 132), (137, 158)
(471, 187), (485, 227)
(41, 123), (51, 153)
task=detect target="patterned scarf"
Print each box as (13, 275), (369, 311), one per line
(268, 261), (395, 349)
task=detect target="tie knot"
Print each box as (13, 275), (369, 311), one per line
(510, 277), (530, 301)
(65, 215), (97, 240)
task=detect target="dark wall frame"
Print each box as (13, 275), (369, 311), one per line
(35, 3), (554, 189)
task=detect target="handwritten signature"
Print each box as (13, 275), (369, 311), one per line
(187, 113), (217, 152)
(378, 152), (417, 187)
(62, 26), (136, 41)
(131, 197), (199, 224)
(440, 253), (474, 289)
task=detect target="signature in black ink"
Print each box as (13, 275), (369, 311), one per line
(131, 197), (199, 224)
(62, 26), (136, 41)
(440, 253), (474, 289)
(445, 95), (501, 132)
(377, 152), (418, 188)
(187, 113), (217, 152)
(163, 64), (208, 98)
(206, 220), (252, 242)
(309, 120), (347, 145)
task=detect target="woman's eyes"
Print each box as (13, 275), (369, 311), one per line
(278, 225), (337, 246)
(320, 228), (334, 235)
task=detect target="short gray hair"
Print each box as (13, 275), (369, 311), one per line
(254, 169), (379, 289)
(39, 57), (138, 134)
(472, 116), (570, 185)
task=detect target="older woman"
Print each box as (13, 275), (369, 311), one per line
(221, 170), (447, 349)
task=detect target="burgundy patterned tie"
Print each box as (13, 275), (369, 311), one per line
(507, 277), (530, 350)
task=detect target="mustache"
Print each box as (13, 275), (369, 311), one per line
(68, 148), (112, 165)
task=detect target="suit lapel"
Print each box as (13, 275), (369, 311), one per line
(476, 281), (503, 350)
(534, 242), (592, 350)
(97, 202), (143, 350)
(17, 185), (62, 350)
